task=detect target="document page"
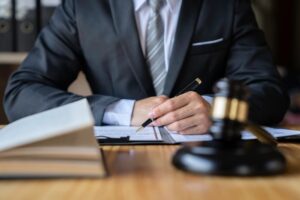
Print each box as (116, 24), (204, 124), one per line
(94, 126), (300, 143)
(94, 126), (163, 141)
(167, 130), (213, 142)
(168, 127), (300, 142)
(242, 127), (300, 139)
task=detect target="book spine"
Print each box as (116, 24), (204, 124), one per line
(15, 0), (38, 52)
(0, 0), (14, 52)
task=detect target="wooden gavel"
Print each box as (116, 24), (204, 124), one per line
(172, 78), (286, 176)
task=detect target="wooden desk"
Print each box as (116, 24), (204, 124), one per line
(0, 127), (300, 199)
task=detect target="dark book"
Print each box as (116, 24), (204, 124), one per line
(15, 0), (38, 52)
(0, 0), (14, 52)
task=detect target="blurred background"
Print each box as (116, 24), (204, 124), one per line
(251, 0), (300, 125)
(0, 0), (300, 125)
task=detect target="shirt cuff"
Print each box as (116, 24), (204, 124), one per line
(102, 99), (135, 126)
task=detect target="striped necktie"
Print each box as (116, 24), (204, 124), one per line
(146, 0), (166, 95)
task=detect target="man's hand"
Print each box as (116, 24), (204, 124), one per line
(150, 92), (211, 135)
(131, 96), (168, 126)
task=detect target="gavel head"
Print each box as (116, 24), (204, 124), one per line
(210, 78), (249, 142)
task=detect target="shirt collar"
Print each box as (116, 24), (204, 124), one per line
(133, 0), (180, 12)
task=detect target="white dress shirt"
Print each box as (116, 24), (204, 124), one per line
(103, 0), (212, 126)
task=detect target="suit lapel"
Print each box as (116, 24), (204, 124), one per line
(164, 0), (204, 96)
(109, 0), (156, 97)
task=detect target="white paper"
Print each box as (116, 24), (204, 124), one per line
(0, 99), (94, 152)
(171, 127), (300, 142)
(94, 126), (300, 143)
(94, 126), (162, 141)
(242, 127), (300, 139)
(169, 131), (213, 142)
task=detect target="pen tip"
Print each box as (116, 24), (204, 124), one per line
(136, 126), (144, 133)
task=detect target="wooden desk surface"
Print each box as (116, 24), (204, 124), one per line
(0, 143), (300, 200)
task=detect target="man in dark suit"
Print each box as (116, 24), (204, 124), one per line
(4, 0), (289, 134)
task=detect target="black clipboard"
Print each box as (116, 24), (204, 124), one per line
(96, 128), (179, 145)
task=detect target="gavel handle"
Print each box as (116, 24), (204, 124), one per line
(245, 123), (278, 146)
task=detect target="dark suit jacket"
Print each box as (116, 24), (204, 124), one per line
(4, 0), (289, 125)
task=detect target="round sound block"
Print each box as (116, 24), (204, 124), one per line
(172, 141), (286, 176)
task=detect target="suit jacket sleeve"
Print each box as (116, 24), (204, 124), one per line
(3, 0), (119, 125)
(226, 0), (289, 125)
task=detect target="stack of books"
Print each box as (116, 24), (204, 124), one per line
(0, 99), (107, 178)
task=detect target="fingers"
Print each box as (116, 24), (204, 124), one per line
(166, 114), (200, 132)
(153, 103), (196, 126)
(154, 95), (169, 103)
(180, 123), (211, 135)
(166, 113), (211, 134)
(149, 92), (212, 134)
(152, 92), (210, 125)
(150, 92), (195, 119)
(131, 95), (169, 126)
